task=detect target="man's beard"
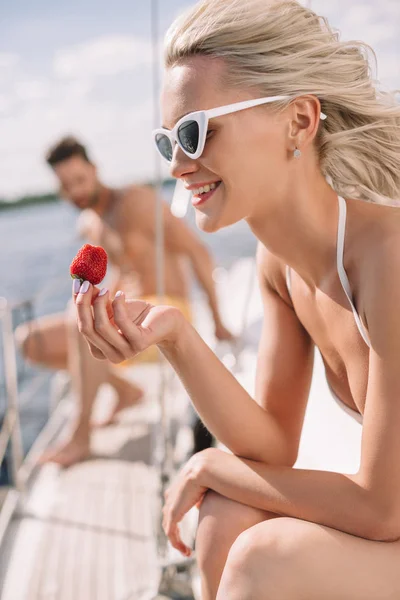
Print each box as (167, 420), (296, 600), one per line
(88, 185), (101, 208)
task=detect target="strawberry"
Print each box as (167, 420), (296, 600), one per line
(70, 244), (108, 285)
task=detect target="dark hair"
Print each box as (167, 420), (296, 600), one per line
(46, 136), (91, 167)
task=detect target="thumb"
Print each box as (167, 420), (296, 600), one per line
(112, 294), (152, 351)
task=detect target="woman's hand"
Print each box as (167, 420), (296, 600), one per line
(73, 280), (185, 363)
(162, 450), (212, 556)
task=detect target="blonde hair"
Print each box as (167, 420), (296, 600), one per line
(165, 0), (400, 204)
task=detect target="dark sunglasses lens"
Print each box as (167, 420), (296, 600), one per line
(155, 134), (173, 161)
(177, 120), (199, 155)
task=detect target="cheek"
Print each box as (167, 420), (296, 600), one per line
(245, 126), (287, 187)
(83, 177), (96, 194)
(220, 120), (286, 183)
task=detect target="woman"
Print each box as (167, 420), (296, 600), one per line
(73, 0), (400, 597)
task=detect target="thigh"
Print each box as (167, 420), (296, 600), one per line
(224, 516), (400, 600)
(198, 491), (279, 600)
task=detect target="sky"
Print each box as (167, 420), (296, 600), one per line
(0, 0), (399, 200)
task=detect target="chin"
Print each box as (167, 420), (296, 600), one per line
(195, 209), (241, 233)
(196, 214), (221, 233)
(72, 198), (89, 210)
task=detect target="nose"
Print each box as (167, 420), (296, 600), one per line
(169, 144), (199, 180)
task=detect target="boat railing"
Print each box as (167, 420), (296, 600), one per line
(0, 297), (26, 546)
(0, 297), (24, 492)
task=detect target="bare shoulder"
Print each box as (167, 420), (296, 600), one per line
(256, 242), (292, 305)
(116, 184), (157, 226)
(356, 202), (400, 340)
(120, 184), (156, 209)
(356, 202), (400, 289)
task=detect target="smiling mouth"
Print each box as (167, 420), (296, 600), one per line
(191, 181), (222, 206)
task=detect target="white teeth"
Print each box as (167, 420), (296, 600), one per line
(192, 182), (218, 195)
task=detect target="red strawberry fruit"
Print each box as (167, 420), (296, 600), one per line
(70, 244), (108, 286)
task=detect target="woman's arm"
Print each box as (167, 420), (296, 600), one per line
(161, 320), (289, 464)
(195, 449), (384, 541)
(166, 322), (400, 547)
(190, 242), (400, 543)
(163, 242), (400, 550)
(161, 245), (314, 465)
(74, 244), (313, 465)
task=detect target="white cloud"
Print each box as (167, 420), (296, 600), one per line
(53, 35), (153, 80)
(64, 80), (93, 100)
(0, 52), (19, 73)
(14, 79), (51, 101)
(376, 54), (400, 88)
(0, 53), (20, 103)
(382, 0), (400, 19)
(0, 93), (12, 114)
(335, 4), (398, 46)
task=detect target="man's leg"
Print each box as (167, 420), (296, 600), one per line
(16, 310), (143, 466)
(15, 312), (69, 370)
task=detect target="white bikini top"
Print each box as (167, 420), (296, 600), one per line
(286, 195), (371, 348)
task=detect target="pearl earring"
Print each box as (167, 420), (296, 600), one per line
(294, 147), (301, 158)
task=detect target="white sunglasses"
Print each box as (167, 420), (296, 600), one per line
(153, 94), (327, 162)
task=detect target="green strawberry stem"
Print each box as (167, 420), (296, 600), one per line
(71, 274), (85, 285)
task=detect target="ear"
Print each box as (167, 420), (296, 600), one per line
(287, 95), (323, 153)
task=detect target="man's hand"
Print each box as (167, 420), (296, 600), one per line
(215, 321), (234, 342)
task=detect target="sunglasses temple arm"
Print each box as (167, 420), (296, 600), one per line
(205, 95), (290, 119)
(206, 96), (327, 121)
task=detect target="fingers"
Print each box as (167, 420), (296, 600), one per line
(162, 486), (192, 557)
(73, 281), (127, 363)
(112, 293), (151, 351)
(168, 523), (191, 557)
(162, 505), (191, 556)
(72, 280), (106, 359)
(92, 290), (135, 359)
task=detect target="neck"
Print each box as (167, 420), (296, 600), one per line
(92, 184), (114, 216)
(247, 173), (339, 289)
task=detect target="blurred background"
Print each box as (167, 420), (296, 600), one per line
(0, 0), (399, 472)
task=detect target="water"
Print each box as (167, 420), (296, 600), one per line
(0, 181), (257, 472)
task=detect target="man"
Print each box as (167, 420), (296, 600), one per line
(17, 136), (232, 467)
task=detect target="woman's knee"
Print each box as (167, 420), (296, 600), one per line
(196, 491), (271, 573)
(196, 491), (232, 571)
(220, 517), (308, 599)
